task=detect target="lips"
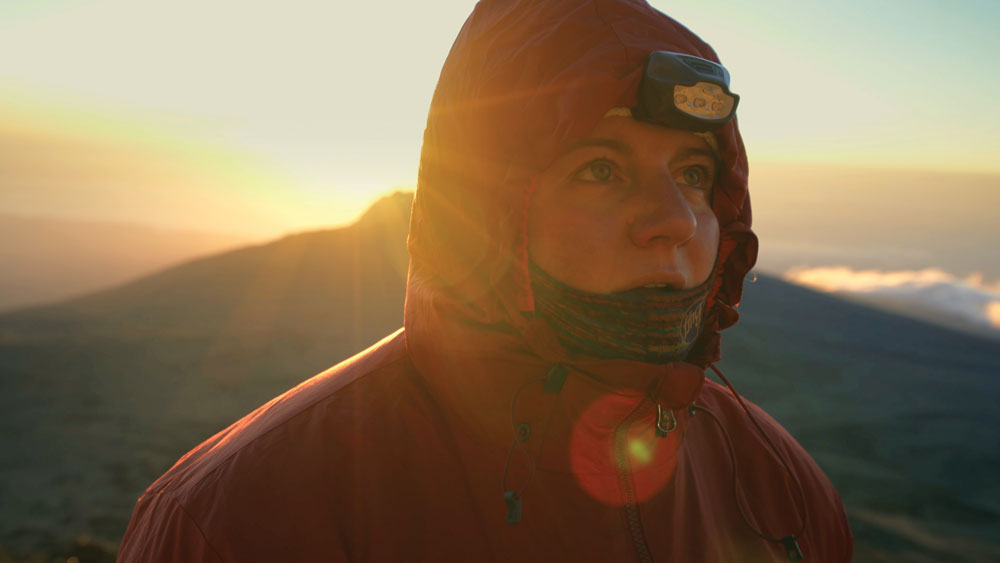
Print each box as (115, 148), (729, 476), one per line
(622, 273), (687, 293)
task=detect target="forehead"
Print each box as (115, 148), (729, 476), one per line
(562, 116), (716, 159)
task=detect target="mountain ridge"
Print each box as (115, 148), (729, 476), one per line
(0, 213), (252, 313)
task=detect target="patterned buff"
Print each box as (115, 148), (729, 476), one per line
(530, 264), (717, 363)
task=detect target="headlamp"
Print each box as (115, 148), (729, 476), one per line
(634, 51), (740, 132)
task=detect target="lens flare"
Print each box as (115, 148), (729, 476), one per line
(570, 393), (680, 505)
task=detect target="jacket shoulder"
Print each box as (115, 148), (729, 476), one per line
(120, 329), (421, 561)
(148, 328), (412, 495)
(695, 379), (854, 562)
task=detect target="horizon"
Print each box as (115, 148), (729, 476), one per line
(2, 186), (999, 339)
(1, 0), (998, 332)
(2, 0), (998, 235)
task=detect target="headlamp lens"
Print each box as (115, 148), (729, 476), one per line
(635, 51), (740, 132)
(673, 82), (735, 121)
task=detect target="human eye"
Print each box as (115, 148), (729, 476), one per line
(677, 164), (714, 190)
(571, 158), (619, 183)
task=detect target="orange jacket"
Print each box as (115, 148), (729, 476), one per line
(120, 1), (852, 561)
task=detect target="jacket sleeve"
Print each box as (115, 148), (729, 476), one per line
(118, 492), (223, 563)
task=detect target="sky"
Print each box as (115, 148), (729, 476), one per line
(2, 0), (999, 237)
(1, 0), (998, 332)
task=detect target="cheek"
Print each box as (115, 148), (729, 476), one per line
(528, 200), (619, 276)
(700, 209), (720, 242)
(694, 210), (721, 263)
(530, 206), (592, 259)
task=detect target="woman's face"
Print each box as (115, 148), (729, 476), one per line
(528, 116), (720, 294)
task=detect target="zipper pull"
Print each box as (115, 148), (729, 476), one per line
(781, 535), (804, 561)
(655, 404), (676, 438)
(504, 490), (522, 524)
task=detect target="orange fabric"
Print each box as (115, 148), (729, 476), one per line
(120, 1), (852, 561)
(120, 331), (850, 562)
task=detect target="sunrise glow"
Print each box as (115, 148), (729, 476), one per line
(1, 0), (998, 240)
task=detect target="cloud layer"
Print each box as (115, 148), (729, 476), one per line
(783, 266), (1000, 335)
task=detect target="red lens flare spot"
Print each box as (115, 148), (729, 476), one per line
(569, 393), (681, 505)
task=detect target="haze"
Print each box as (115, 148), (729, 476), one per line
(1, 0), (997, 331)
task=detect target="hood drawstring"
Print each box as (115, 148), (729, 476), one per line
(502, 364), (568, 524)
(698, 363), (809, 561)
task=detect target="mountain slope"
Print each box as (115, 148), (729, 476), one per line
(718, 276), (1000, 562)
(0, 192), (411, 558)
(0, 214), (250, 312)
(1, 189), (997, 561)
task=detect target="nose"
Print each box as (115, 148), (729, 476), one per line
(628, 174), (698, 248)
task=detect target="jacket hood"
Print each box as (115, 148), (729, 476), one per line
(406, 0), (757, 367)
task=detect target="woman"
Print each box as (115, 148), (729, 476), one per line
(121, 1), (852, 561)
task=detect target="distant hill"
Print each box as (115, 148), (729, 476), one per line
(0, 214), (251, 312)
(1, 190), (998, 562)
(0, 192), (411, 560)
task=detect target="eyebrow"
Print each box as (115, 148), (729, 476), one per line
(561, 138), (720, 167)
(673, 147), (721, 167)
(562, 137), (633, 155)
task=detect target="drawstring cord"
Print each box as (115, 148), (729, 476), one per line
(502, 364), (567, 524)
(563, 364), (653, 398)
(501, 377), (539, 524)
(702, 363), (809, 561)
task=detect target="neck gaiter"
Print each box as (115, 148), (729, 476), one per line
(530, 264), (716, 364)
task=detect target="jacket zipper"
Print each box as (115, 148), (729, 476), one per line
(613, 401), (655, 563)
